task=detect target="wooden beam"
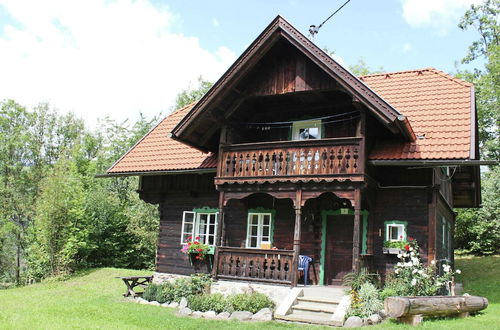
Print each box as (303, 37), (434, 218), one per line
(212, 191), (225, 279)
(428, 187), (437, 263)
(352, 188), (361, 271)
(291, 189), (302, 287)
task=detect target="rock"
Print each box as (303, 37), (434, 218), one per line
(344, 316), (363, 328)
(179, 297), (188, 309)
(177, 307), (192, 316)
(230, 311), (253, 321)
(136, 297), (148, 304)
(168, 302), (179, 308)
(378, 309), (387, 319)
(215, 311), (231, 320)
(191, 311), (203, 318)
(161, 303), (169, 308)
(202, 311), (217, 319)
(251, 308), (273, 321)
(362, 317), (369, 326)
(368, 313), (382, 324)
(149, 301), (160, 306)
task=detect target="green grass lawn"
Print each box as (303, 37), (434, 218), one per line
(0, 256), (498, 329)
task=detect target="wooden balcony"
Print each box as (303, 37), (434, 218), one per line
(215, 137), (363, 185)
(215, 247), (294, 285)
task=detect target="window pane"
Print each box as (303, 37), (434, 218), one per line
(250, 237), (258, 248)
(262, 226), (269, 237)
(251, 214), (259, 225)
(184, 212), (195, 223)
(389, 226), (398, 240)
(262, 215), (270, 225)
(251, 225), (258, 236)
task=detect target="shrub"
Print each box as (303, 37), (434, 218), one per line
(227, 292), (275, 313)
(347, 282), (383, 318)
(343, 267), (379, 291)
(143, 283), (160, 301)
(156, 282), (174, 303)
(188, 293), (230, 313)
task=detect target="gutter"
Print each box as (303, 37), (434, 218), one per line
(95, 168), (217, 178)
(395, 115), (416, 142)
(369, 159), (498, 166)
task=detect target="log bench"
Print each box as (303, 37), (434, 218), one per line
(385, 296), (488, 325)
(117, 276), (153, 297)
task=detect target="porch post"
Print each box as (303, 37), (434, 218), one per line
(213, 191), (225, 278)
(291, 189), (302, 287)
(352, 188), (361, 272)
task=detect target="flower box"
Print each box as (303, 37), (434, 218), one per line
(189, 253), (213, 273)
(383, 247), (403, 255)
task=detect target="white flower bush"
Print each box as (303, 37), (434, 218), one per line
(381, 238), (461, 298)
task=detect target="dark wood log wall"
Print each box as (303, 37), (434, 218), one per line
(156, 190), (219, 275)
(242, 40), (336, 97)
(370, 188), (430, 276)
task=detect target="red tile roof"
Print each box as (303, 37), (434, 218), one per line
(107, 68), (474, 174)
(107, 103), (217, 174)
(362, 68), (473, 160)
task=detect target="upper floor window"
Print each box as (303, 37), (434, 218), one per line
(292, 120), (322, 140)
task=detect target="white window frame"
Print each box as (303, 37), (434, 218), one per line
(291, 120), (322, 140)
(246, 212), (273, 249)
(386, 224), (406, 242)
(181, 211), (218, 246)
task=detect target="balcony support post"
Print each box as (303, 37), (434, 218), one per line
(213, 191), (225, 279)
(291, 189), (302, 287)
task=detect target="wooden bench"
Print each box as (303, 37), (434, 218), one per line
(117, 276), (153, 297)
(385, 295), (489, 325)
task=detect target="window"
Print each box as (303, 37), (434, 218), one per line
(292, 120), (322, 140)
(385, 221), (407, 242)
(246, 212), (273, 248)
(181, 209), (218, 246)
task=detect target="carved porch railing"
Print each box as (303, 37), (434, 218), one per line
(215, 137), (363, 185)
(214, 247), (294, 285)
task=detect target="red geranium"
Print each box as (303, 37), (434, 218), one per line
(405, 244), (410, 251)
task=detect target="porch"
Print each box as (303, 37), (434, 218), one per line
(211, 189), (370, 287)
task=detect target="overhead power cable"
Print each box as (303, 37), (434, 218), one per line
(309, 0), (352, 40)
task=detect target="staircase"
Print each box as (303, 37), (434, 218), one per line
(275, 286), (349, 326)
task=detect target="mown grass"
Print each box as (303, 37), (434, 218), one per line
(0, 256), (498, 329)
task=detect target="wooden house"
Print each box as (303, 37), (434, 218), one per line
(106, 16), (483, 286)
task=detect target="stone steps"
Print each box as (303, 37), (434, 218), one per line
(275, 286), (349, 327)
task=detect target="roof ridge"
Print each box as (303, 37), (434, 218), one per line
(106, 102), (197, 173)
(359, 67), (473, 88)
(427, 68), (473, 87)
(359, 67), (433, 78)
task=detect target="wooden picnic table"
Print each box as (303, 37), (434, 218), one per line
(117, 275), (153, 297)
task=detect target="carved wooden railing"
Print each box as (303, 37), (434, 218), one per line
(215, 137), (363, 184)
(215, 247), (294, 285)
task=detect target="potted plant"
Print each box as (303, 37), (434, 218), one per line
(383, 239), (408, 254)
(181, 236), (213, 273)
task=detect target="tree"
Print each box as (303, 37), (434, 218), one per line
(173, 76), (213, 111)
(455, 0), (500, 255)
(348, 57), (384, 76)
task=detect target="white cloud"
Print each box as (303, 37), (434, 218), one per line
(0, 0), (236, 126)
(212, 17), (220, 27)
(402, 42), (413, 53)
(401, 0), (482, 33)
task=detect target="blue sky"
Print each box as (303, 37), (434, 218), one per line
(0, 0), (485, 125)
